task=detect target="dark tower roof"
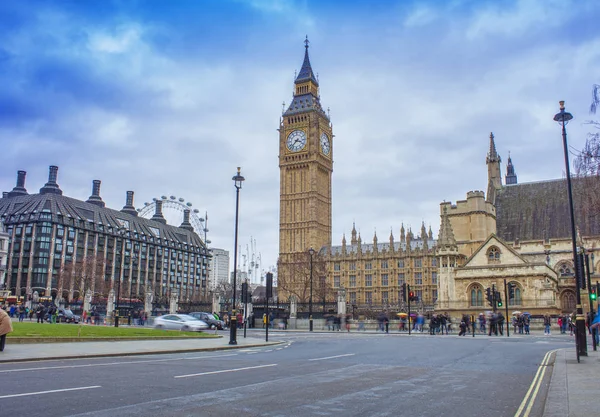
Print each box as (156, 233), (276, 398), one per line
(283, 37), (328, 120)
(295, 36), (319, 86)
(505, 153), (518, 185)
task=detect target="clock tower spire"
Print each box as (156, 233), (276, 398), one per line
(278, 38), (333, 297)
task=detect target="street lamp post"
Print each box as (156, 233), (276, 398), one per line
(309, 247), (315, 332)
(114, 276), (121, 327)
(554, 100), (587, 360)
(230, 167), (245, 345)
(113, 227), (126, 327)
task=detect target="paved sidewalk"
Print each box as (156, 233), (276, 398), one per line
(0, 336), (278, 363)
(544, 343), (599, 417)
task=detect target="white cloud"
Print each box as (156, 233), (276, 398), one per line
(1, 0), (599, 278)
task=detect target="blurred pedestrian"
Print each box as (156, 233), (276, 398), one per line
(458, 319), (467, 336)
(0, 306), (14, 352)
(544, 314), (551, 335)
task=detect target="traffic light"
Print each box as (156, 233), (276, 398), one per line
(266, 272), (273, 298)
(496, 291), (503, 307)
(591, 287), (597, 301)
(408, 291), (415, 302)
(241, 282), (249, 303)
(508, 282), (515, 300)
(401, 283), (407, 303)
(485, 287), (492, 306)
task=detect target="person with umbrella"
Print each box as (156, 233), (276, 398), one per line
(523, 312), (531, 335)
(397, 313), (407, 332)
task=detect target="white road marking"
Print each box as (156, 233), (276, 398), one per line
(0, 385), (101, 399)
(0, 354), (238, 373)
(308, 353), (355, 361)
(174, 363), (278, 378)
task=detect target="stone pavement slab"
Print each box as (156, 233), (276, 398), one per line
(544, 345), (599, 417)
(0, 336), (279, 363)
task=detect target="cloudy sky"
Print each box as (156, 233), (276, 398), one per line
(1, 0), (598, 282)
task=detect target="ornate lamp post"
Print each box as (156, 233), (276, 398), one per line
(113, 226), (127, 327)
(229, 167), (245, 345)
(553, 100), (587, 360)
(309, 247), (315, 332)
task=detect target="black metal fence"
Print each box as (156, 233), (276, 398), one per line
(177, 301), (213, 314)
(295, 301), (337, 319)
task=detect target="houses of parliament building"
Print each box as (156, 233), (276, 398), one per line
(278, 40), (600, 316)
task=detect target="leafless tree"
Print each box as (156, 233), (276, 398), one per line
(57, 255), (107, 301)
(277, 251), (329, 304)
(573, 85), (600, 220)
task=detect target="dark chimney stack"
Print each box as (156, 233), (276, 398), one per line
(179, 208), (194, 232)
(120, 191), (138, 216)
(151, 199), (167, 224)
(2, 191), (8, 198)
(17, 171), (26, 188)
(39, 165), (63, 195)
(86, 180), (105, 207)
(7, 170), (28, 198)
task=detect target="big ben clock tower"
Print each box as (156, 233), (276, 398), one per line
(278, 38), (333, 293)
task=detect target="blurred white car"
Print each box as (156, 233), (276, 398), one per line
(153, 314), (209, 332)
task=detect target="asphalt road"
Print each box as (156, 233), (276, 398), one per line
(0, 330), (574, 417)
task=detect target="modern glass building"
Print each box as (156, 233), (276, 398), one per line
(0, 166), (210, 305)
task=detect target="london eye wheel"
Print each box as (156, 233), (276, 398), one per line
(137, 196), (208, 244)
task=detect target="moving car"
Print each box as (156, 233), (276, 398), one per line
(58, 308), (80, 323)
(188, 312), (225, 330)
(153, 314), (209, 332)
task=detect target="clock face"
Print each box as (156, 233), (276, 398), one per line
(320, 132), (331, 155)
(286, 130), (306, 152)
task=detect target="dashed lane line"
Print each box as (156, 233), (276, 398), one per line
(0, 354), (238, 374)
(174, 363), (278, 378)
(308, 353), (355, 361)
(0, 385), (101, 399)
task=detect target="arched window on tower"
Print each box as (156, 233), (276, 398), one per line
(561, 291), (576, 311)
(508, 284), (522, 306)
(487, 246), (501, 263)
(470, 286), (483, 307)
(558, 262), (574, 277)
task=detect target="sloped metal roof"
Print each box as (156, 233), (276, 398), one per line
(0, 193), (206, 249)
(495, 177), (600, 241)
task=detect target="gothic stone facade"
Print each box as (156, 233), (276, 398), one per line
(278, 43), (600, 317)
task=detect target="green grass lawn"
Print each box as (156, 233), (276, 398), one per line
(9, 322), (217, 338)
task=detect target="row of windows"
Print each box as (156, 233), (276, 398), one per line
(347, 289), (436, 304)
(7, 222), (207, 255)
(470, 285), (522, 307)
(335, 272), (438, 288)
(334, 258), (437, 271)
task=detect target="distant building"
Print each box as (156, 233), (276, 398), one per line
(230, 269), (248, 285)
(208, 248), (229, 291)
(0, 166), (210, 303)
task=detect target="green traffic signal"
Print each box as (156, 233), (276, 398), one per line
(498, 301), (503, 307)
(591, 290), (597, 301)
